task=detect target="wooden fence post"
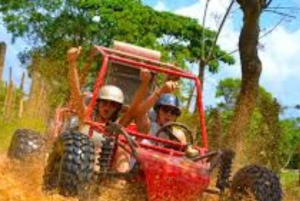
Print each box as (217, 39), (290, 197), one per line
(20, 71), (25, 90)
(18, 97), (24, 118)
(18, 72), (25, 118)
(0, 42), (6, 79)
(4, 67), (14, 120)
(26, 71), (39, 116)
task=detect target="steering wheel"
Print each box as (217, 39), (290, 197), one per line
(155, 122), (194, 145)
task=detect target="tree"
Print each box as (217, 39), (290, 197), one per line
(280, 118), (300, 168)
(0, 0), (234, 110)
(0, 0), (233, 67)
(215, 78), (241, 110)
(226, 0), (273, 164)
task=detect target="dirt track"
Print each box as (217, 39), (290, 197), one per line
(0, 154), (149, 201)
(0, 154), (218, 201)
(0, 154), (73, 201)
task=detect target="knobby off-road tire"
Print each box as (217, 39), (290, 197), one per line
(43, 131), (95, 197)
(7, 129), (44, 160)
(231, 165), (282, 201)
(216, 149), (235, 192)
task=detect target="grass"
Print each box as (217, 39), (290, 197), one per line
(0, 115), (47, 153)
(281, 170), (300, 201)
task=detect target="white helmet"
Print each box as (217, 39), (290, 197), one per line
(98, 85), (124, 104)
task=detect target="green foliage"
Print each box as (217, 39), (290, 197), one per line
(281, 170), (300, 200)
(28, 53), (70, 108)
(216, 78), (241, 110)
(211, 78), (284, 171)
(0, 0), (234, 70)
(0, 81), (24, 117)
(212, 78), (300, 172)
(243, 106), (280, 172)
(280, 118), (300, 168)
(0, 0), (235, 109)
(1, 0), (233, 65)
(0, 81), (47, 153)
(0, 115), (46, 153)
(0, 81), (5, 106)
(216, 78), (273, 110)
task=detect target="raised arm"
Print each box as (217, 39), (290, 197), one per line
(118, 69), (152, 127)
(135, 81), (179, 118)
(131, 80), (178, 133)
(67, 47), (86, 122)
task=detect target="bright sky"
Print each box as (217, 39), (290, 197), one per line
(0, 17), (31, 92)
(0, 0), (299, 117)
(143, 0), (300, 118)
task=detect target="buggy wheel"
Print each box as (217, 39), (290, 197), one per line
(216, 149), (235, 192)
(231, 165), (282, 201)
(7, 129), (44, 160)
(43, 131), (95, 197)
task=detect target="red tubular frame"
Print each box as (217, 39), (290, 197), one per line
(51, 107), (75, 139)
(83, 45), (208, 149)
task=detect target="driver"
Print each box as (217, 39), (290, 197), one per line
(150, 94), (186, 143)
(134, 77), (187, 144)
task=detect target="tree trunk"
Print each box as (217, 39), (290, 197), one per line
(191, 60), (206, 114)
(0, 42), (6, 80)
(228, 1), (263, 166)
(198, 59), (206, 85)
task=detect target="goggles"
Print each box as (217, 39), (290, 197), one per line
(160, 105), (181, 116)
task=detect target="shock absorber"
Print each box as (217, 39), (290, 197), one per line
(99, 137), (115, 172)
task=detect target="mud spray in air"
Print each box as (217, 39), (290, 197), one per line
(0, 154), (218, 201)
(0, 154), (149, 201)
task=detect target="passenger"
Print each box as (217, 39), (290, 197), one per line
(67, 46), (151, 174)
(67, 46), (126, 126)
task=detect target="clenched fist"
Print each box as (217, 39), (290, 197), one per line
(67, 46), (82, 63)
(140, 69), (152, 83)
(160, 81), (179, 94)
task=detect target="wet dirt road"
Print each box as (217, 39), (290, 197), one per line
(0, 154), (217, 201)
(0, 154), (150, 201)
(0, 155), (72, 201)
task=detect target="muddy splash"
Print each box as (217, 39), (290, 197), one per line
(0, 154), (148, 201)
(0, 154), (218, 201)
(0, 154), (71, 201)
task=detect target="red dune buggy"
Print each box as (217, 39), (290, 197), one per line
(41, 41), (282, 201)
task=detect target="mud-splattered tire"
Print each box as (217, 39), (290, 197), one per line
(7, 129), (44, 160)
(216, 149), (235, 191)
(231, 165), (282, 201)
(43, 131), (95, 197)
